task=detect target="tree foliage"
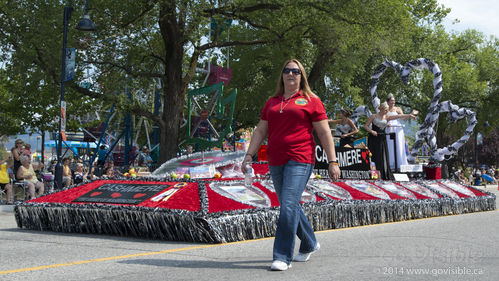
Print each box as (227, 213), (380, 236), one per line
(0, 0), (496, 166)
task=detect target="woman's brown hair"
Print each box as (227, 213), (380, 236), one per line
(340, 109), (352, 118)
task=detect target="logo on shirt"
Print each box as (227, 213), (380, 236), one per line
(295, 98), (308, 105)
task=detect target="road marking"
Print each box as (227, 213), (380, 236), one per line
(1, 209), (496, 275)
(0, 244), (218, 274)
(0, 237), (273, 275)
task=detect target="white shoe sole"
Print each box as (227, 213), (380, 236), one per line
(294, 242), (320, 262)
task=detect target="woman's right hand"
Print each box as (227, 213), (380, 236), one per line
(371, 131), (378, 136)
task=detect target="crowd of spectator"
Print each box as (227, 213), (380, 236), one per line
(51, 158), (126, 188)
(452, 165), (498, 186)
(1, 139), (44, 204)
(4, 139), (495, 204)
(1, 140), (161, 204)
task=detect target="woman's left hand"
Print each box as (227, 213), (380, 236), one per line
(328, 164), (340, 181)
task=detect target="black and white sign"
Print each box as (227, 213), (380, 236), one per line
(314, 145), (371, 179)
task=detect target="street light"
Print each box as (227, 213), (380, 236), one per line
(77, 0), (96, 31)
(55, 0), (95, 189)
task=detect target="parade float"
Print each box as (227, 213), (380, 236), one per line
(14, 59), (496, 243)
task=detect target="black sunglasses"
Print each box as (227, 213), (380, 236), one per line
(283, 68), (301, 75)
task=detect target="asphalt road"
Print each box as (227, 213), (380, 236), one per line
(0, 186), (497, 281)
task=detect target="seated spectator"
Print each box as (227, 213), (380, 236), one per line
(101, 166), (116, 179)
(73, 163), (88, 185)
(464, 168), (472, 184)
(480, 168), (497, 184)
(0, 156), (13, 204)
(481, 168), (487, 178)
(457, 169), (469, 185)
(107, 161), (122, 177)
(87, 167), (99, 181)
(137, 146), (153, 171)
(488, 165), (495, 177)
(473, 171), (482, 186)
(47, 159), (57, 174)
(17, 155), (44, 199)
(186, 145), (193, 155)
(62, 158), (72, 187)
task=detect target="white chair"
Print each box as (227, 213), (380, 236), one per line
(0, 186), (6, 203)
(11, 179), (28, 201)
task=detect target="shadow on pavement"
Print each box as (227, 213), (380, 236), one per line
(119, 258), (270, 270)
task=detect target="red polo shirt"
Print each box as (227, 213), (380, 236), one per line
(261, 91), (328, 166)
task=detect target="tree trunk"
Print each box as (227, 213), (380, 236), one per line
(159, 81), (184, 163)
(308, 47), (336, 87)
(157, 1), (187, 164)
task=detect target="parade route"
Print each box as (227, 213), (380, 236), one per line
(1, 2), (497, 280)
(1, 186), (497, 281)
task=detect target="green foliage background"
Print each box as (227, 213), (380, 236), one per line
(0, 0), (497, 165)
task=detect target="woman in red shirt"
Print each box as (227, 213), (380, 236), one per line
(241, 59), (340, 271)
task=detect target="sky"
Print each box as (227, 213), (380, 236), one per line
(438, 0), (499, 38)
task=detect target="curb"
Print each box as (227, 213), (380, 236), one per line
(0, 205), (14, 213)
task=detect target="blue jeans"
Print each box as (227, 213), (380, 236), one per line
(269, 160), (317, 264)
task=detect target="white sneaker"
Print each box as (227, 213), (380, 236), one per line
(294, 242), (320, 262)
(270, 260), (292, 271)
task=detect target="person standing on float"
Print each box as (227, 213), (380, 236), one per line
(241, 59), (340, 271)
(365, 102), (415, 180)
(328, 108), (359, 147)
(385, 94), (417, 171)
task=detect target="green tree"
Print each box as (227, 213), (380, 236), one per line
(228, 0), (449, 127)
(0, 75), (22, 136)
(2, 0), (477, 167)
